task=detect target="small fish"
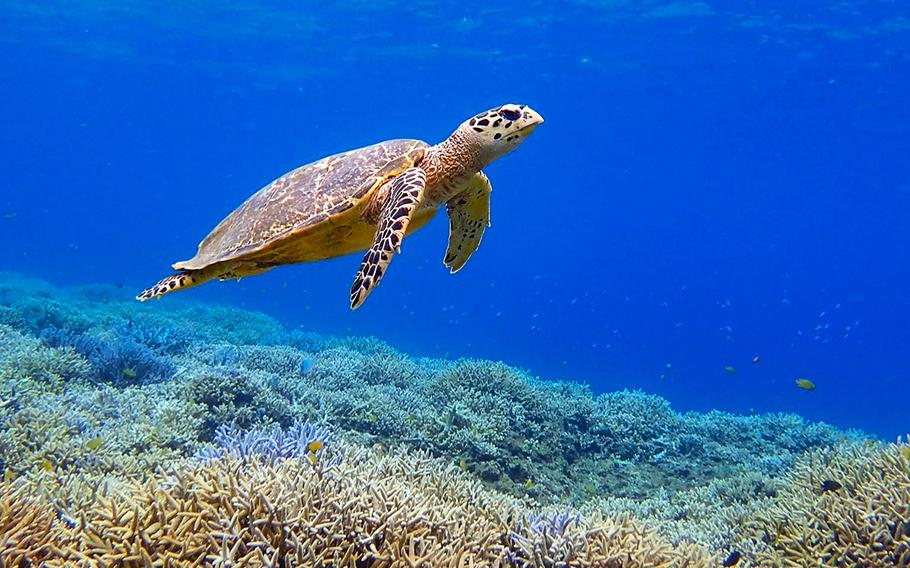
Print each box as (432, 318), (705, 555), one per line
(524, 478), (534, 489)
(796, 378), (816, 390)
(724, 366), (737, 375)
(121, 367), (138, 379)
(368, 413), (378, 424)
(2, 213), (16, 221)
(458, 458), (468, 471)
(307, 440), (323, 454)
(752, 355), (760, 365)
(722, 550), (741, 566)
(405, 414), (417, 423)
(900, 446), (910, 461)
(4, 469), (17, 482)
(820, 479), (842, 493)
(85, 437), (104, 451)
(42, 458), (54, 472)
(308, 453), (317, 465)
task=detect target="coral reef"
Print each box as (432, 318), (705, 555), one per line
(1, 273), (905, 566)
(41, 326), (176, 385)
(746, 439), (910, 565)
(1, 444), (713, 566)
(0, 479), (62, 565)
(196, 420), (337, 464)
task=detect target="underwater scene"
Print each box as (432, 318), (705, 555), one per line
(1, 1), (908, 566)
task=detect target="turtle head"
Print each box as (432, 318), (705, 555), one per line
(458, 104), (544, 165)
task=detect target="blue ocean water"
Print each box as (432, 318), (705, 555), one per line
(0, 1), (907, 438)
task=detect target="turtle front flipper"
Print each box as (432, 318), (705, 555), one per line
(444, 171), (492, 273)
(350, 167), (427, 309)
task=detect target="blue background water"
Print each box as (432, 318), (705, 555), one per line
(1, 1), (908, 437)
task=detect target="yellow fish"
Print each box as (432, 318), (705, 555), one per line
(308, 453), (317, 465)
(85, 437), (104, 451)
(307, 440), (323, 454)
(795, 378), (816, 391)
(524, 478), (533, 489)
(121, 367), (138, 379)
(4, 469), (17, 482)
(42, 458), (54, 472)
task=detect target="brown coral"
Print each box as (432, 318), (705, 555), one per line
(0, 479), (63, 566)
(53, 451), (522, 566)
(0, 447), (714, 567)
(749, 439), (910, 566)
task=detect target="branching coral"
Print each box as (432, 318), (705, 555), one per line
(196, 420), (337, 465)
(40, 326), (176, 385)
(745, 439), (910, 565)
(508, 511), (712, 568)
(186, 366), (294, 434)
(0, 479), (63, 566)
(2, 446), (713, 567)
(1, 273), (897, 567)
(1, 379), (204, 478)
(0, 325), (89, 391)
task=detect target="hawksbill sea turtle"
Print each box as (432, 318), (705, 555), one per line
(137, 104), (544, 309)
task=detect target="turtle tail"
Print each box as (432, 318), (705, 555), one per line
(136, 271), (207, 302)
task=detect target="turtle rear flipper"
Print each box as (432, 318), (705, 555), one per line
(444, 171), (492, 273)
(136, 264), (257, 301)
(350, 167), (427, 309)
(137, 271), (208, 301)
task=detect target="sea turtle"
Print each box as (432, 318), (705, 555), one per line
(137, 103), (543, 309)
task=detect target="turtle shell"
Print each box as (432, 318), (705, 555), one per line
(174, 139), (428, 270)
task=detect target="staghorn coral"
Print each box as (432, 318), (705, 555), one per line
(5, 444), (714, 567)
(186, 366), (295, 434)
(0, 325), (90, 392)
(3, 272), (899, 566)
(196, 420), (338, 465)
(1, 274), (863, 504)
(508, 510), (712, 567)
(0, 479), (63, 566)
(1, 378), (204, 478)
(169, 304), (289, 346)
(40, 326), (176, 385)
(744, 439), (910, 566)
(585, 467), (782, 561)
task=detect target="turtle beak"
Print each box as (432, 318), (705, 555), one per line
(519, 107), (544, 136)
(525, 107), (544, 125)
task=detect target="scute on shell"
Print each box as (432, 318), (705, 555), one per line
(173, 139), (427, 270)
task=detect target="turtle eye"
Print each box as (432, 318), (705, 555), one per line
(498, 108), (522, 121)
